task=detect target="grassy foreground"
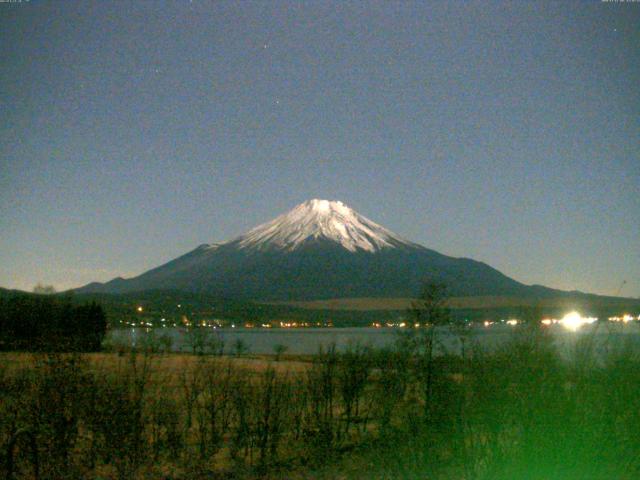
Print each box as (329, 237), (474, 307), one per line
(1, 325), (640, 479)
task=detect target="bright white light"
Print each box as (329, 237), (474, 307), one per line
(541, 319), (552, 326)
(622, 314), (633, 323)
(506, 319), (518, 326)
(560, 311), (597, 331)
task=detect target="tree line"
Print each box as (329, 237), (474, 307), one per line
(0, 292), (107, 352)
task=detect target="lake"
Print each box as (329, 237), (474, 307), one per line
(107, 323), (640, 357)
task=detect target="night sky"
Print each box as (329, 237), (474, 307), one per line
(1, 1), (638, 297)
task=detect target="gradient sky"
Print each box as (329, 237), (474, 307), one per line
(1, 1), (638, 297)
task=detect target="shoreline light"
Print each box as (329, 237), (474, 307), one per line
(607, 314), (637, 323)
(560, 311), (597, 332)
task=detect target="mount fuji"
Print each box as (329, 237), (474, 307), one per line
(77, 199), (561, 300)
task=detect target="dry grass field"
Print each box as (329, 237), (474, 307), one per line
(2, 327), (640, 479)
(1, 351), (468, 385)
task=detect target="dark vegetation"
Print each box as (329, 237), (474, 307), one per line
(37, 288), (639, 328)
(1, 285), (639, 479)
(0, 292), (107, 352)
(1, 287), (637, 330)
(74, 288), (417, 328)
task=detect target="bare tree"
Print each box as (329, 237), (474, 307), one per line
(401, 281), (451, 422)
(273, 343), (288, 361)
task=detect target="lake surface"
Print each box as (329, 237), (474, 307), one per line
(107, 323), (640, 357)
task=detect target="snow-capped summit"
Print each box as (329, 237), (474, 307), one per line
(235, 199), (411, 252)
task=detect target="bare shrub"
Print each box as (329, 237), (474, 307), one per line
(337, 342), (371, 441)
(252, 367), (292, 472)
(194, 360), (236, 462)
(302, 344), (339, 464)
(85, 353), (153, 480)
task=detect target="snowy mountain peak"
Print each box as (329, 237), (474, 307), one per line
(305, 199), (349, 215)
(235, 199), (412, 252)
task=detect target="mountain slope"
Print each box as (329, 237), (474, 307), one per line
(77, 199), (575, 300)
